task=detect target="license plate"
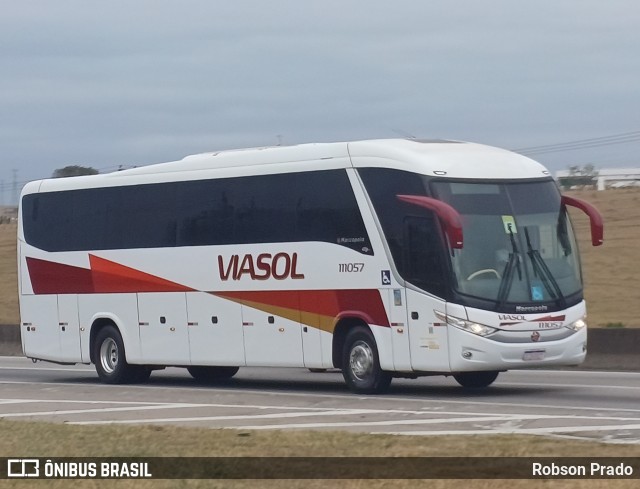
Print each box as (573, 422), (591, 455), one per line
(523, 350), (545, 361)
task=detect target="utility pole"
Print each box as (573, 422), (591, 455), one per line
(11, 169), (17, 207)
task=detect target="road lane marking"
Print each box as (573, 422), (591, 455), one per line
(0, 403), (201, 418)
(2, 396), (638, 425)
(377, 424), (640, 436)
(0, 398), (191, 406)
(68, 409), (395, 425)
(498, 382), (640, 391)
(3, 379), (640, 416)
(0, 366), (94, 372)
(230, 414), (550, 430)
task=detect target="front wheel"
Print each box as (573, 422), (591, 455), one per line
(94, 325), (147, 384)
(453, 371), (499, 388)
(342, 326), (392, 394)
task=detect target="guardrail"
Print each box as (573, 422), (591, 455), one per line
(1, 324), (638, 370)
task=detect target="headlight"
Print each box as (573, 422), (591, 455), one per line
(566, 318), (587, 331)
(435, 311), (497, 337)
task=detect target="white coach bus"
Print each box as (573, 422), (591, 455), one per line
(18, 139), (603, 393)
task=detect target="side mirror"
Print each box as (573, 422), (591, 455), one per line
(561, 195), (604, 246)
(396, 194), (463, 249)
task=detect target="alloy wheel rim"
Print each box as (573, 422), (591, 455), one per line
(100, 338), (118, 374)
(349, 341), (374, 380)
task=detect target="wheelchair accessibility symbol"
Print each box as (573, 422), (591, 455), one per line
(381, 270), (391, 285)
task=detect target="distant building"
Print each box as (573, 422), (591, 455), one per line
(556, 168), (640, 190)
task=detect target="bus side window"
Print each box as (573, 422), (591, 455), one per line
(403, 216), (447, 297)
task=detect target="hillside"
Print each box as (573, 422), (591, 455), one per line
(0, 188), (638, 327)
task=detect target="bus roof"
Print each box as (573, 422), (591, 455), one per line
(23, 138), (551, 195)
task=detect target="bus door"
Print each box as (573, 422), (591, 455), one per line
(242, 293), (304, 367)
(57, 294), (82, 362)
(402, 216), (450, 372)
(186, 292), (246, 367)
(138, 292), (190, 365)
(20, 294), (59, 361)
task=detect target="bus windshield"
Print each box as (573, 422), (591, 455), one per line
(431, 180), (583, 307)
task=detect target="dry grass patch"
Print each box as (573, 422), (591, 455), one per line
(567, 189), (640, 326)
(0, 222), (17, 324)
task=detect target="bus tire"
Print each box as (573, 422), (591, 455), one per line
(131, 367), (152, 383)
(94, 325), (143, 384)
(453, 371), (499, 388)
(187, 366), (239, 383)
(342, 326), (392, 394)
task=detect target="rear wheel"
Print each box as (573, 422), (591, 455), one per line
(453, 371), (499, 388)
(187, 366), (239, 383)
(342, 326), (392, 394)
(94, 325), (147, 384)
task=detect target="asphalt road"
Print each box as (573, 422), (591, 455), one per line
(1, 356), (639, 444)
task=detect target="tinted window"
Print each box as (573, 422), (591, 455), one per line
(22, 170), (372, 254)
(403, 216), (447, 297)
(358, 168), (449, 297)
(358, 168), (430, 274)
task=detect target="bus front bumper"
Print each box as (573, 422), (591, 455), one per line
(447, 326), (588, 372)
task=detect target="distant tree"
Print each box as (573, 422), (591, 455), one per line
(52, 165), (99, 178)
(559, 164), (599, 189)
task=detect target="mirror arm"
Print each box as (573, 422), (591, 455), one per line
(561, 195), (604, 246)
(397, 194), (463, 249)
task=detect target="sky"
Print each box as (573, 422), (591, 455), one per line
(2, 0), (640, 202)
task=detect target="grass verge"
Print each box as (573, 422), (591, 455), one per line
(1, 419), (639, 488)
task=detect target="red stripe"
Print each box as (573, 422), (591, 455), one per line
(26, 256), (191, 294)
(215, 289), (390, 327)
(26, 257), (94, 294)
(26, 257), (390, 327)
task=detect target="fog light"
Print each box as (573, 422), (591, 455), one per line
(462, 350), (472, 359)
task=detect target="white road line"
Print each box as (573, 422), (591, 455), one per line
(68, 409), (393, 426)
(498, 382), (640, 391)
(0, 398), (186, 406)
(0, 366), (94, 372)
(0, 403), (202, 418)
(503, 424), (640, 434)
(0, 397), (468, 415)
(3, 378), (640, 416)
(376, 424), (640, 436)
(0, 398), (396, 413)
(0, 399), (43, 405)
(231, 415), (548, 430)
(232, 416), (640, 431)
(508, 369), (640, 377)
(2, 396), (638, 423)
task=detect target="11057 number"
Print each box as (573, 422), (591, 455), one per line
(338, 263), (364, 273)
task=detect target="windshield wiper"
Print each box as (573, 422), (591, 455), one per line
(496, 224), (522, 309)
(524, 227), (566, 308)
